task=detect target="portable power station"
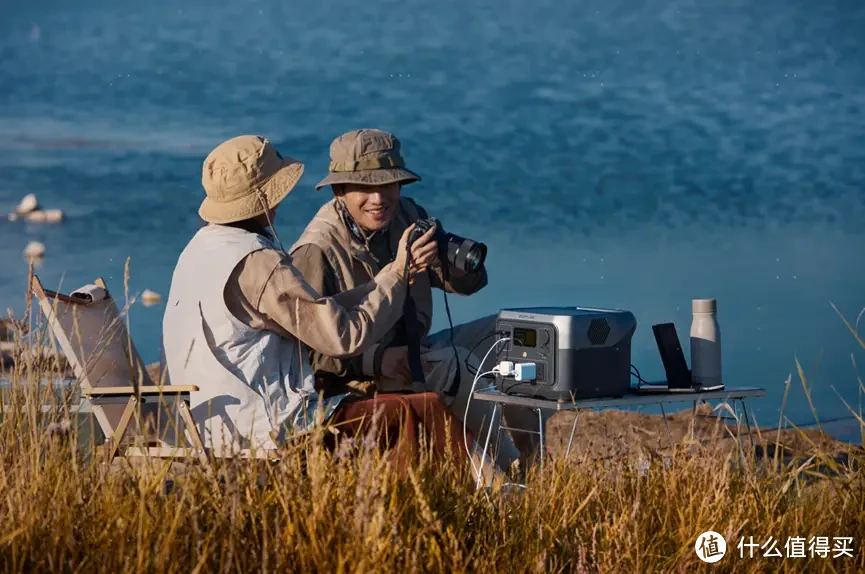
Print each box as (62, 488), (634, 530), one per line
(494, 306), (637, 401)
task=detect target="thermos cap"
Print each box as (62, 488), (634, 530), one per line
(692, 298), (717, 314)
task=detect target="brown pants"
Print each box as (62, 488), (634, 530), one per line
(325, 392), (470, 474)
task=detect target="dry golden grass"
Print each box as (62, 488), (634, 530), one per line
(2, 383), (864, 573)
(2, 281), (865, 572)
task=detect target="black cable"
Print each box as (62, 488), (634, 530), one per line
(441, 289), (462, 396)
(630, 364), (666, 389)
(439, 264), (462, 397)
(464, 330), (509, 376)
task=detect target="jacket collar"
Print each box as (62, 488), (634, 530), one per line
(333, 199), (410, 268)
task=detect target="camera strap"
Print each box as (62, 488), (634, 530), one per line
(403, 293), (426, 386)
(438, 264), (461, 397)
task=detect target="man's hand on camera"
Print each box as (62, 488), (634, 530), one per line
(395, 224), (435, 280)
(409, 226), (440, 276)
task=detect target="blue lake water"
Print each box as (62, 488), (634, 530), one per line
(1, 0), (864, 439)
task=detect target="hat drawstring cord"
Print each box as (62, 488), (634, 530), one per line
(256, 189), (288, 254)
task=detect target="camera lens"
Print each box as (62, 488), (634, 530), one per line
(463, 241), (487, 273)
(445, 233), (487, 274)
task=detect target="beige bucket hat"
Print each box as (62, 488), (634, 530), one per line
(199, 135), (304, 224)
(314, 129), (421, 190)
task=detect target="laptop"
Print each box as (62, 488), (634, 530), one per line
(636, 323), (724, 394)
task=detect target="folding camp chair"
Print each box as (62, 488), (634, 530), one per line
(31, 275), (211, 469)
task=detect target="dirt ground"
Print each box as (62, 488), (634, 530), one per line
(543, 403), (854, 462)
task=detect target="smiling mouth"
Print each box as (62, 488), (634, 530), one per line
(366, 206), (389, 217)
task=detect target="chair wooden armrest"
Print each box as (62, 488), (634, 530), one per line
(84, 385), (199, 396)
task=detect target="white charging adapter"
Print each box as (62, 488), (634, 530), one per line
(496, 361), (515, 376)
(515, 362), (537, 381)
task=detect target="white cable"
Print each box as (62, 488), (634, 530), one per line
(465, 369), (497, 483)
(463, 336), (511, 485)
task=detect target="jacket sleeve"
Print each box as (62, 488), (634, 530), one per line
(428, 262), (488, 295)
(289, 244), (369, 377)
(250, 248), (406, 360)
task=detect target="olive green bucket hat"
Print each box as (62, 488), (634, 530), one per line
(199, 135), (304, 224)
(314, 129), (421, 190)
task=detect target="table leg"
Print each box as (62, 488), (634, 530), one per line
(537, 408), (544, 471)
(691, 400), (697, 442)
(659, 403), (673, 447)
(740, 399), (755, 455)
(565, 410), (580, 459)
(494, 422), (504, 465)
(478, 402), (500, 487)
(733, 400), (747, 466)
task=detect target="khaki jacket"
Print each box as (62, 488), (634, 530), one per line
(290, 197), (487, 384)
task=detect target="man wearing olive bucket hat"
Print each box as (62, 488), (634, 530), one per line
(162, 134), (482, 472)
(290, 129), (547, 474)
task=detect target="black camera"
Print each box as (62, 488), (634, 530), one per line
(407, 217), (487, 274)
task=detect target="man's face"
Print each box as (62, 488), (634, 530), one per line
(338, 182), (401, 232)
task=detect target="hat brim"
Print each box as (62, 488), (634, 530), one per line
(199, 158), (304, 224)
(314, 167), (420, 190)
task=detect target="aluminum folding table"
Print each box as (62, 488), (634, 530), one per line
(472, 386), (767, 466)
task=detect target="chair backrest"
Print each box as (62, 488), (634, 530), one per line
(31, 276), (159, 441)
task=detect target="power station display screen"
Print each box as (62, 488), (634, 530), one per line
(512, 327), (537, 348)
